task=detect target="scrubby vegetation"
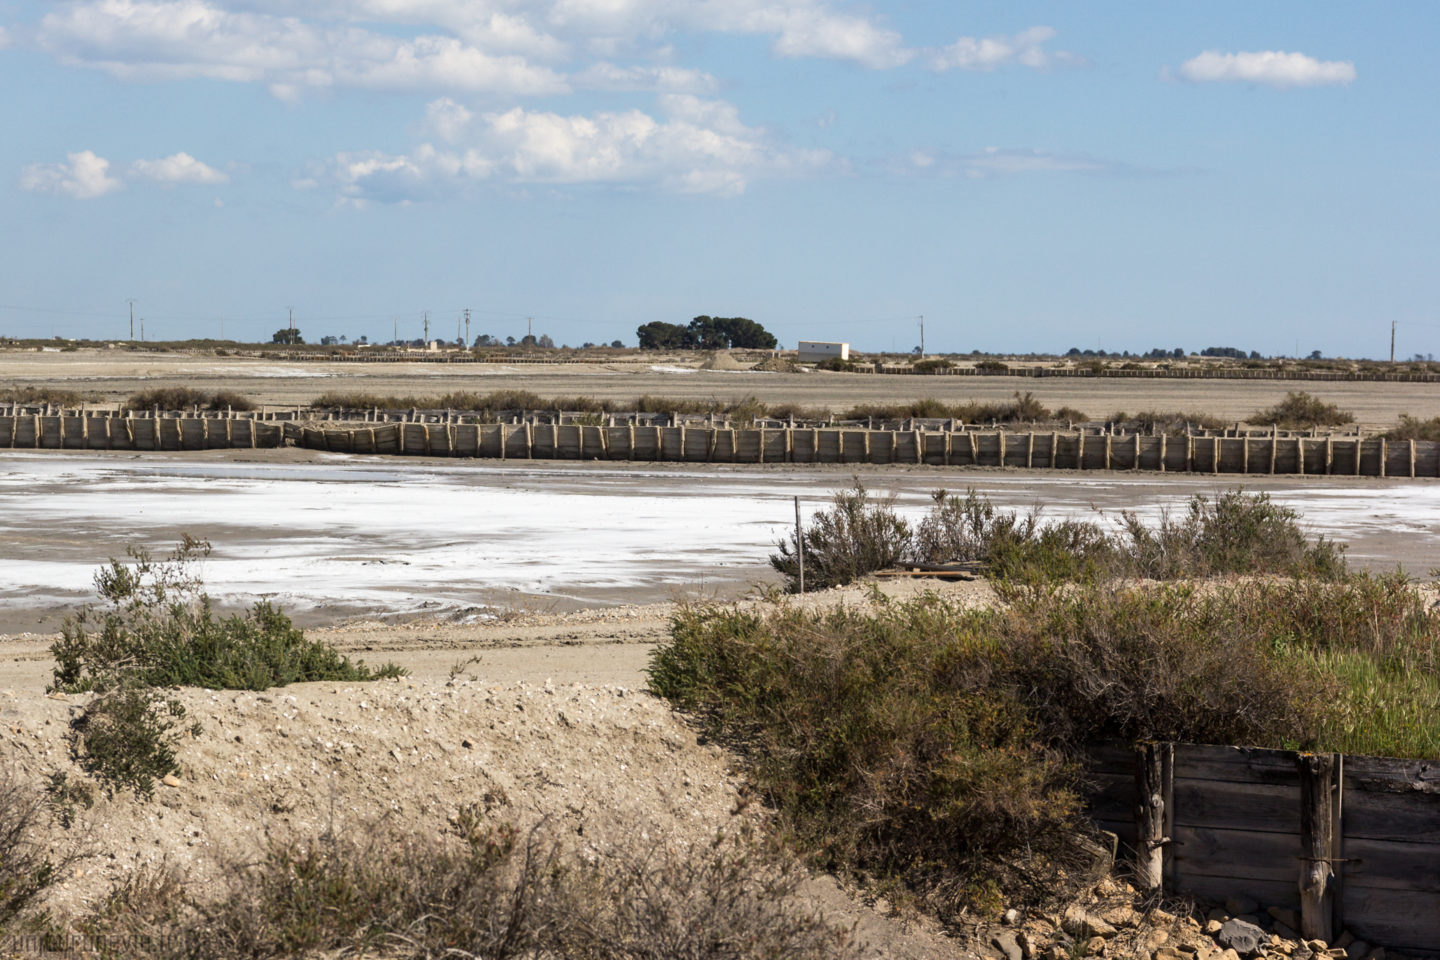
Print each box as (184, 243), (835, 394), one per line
(51, 538), (402, 796)
(1107, 409), (1228, 435)
(658, 496), (1439, 918)
(57, 822), (854, 960)
(125, 388), (255, 412)
(0, 385), (85, 407)
(841, 392), (1081, 424)
(1249, 391), (1353, 429)
(1383, 413), (1440, 441)
(771, 483), (1344, 594)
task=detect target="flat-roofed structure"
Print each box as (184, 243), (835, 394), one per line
(797, 340), (849, 363)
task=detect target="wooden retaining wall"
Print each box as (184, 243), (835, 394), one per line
(2, 416), (1438, 477)
(1091, 742), (1440, 954)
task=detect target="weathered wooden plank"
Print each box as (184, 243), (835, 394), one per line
(1341, 886), (1440, 956)
(1343, 836), (1440, 892)
(1298, 753), (1340, 942)
(1134, 742), (1172, 893)
(1343, 787), (1440, 843)
(1173, 873), (1300, 913)
(1173, 743), (1299, 783)
(1172, 824), (1298, 884)
(1344, 754), (1440, 792)
(1171, 778), (1296, 833)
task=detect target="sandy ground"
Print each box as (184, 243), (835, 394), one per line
(1, 579), (984, 959)
(5, 348), (1439, 429)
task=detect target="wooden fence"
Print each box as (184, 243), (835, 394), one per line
(1090, 742), (1440, 955)
(2, 415), (1438, 478)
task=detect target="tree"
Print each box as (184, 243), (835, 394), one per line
(505, 336), (516, 346)
(474, 334), (497, 347)
(319, 335), (338, 346)
(609, 339), (624, 348)
(272, 328), (304, 345)
(537, 334), (555, 348)
(636, 321), (695, 349)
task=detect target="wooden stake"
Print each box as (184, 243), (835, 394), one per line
(1134, 742), (1173, 895)
(1298, 753), (1342, 943)
(795, 496), (805, 594)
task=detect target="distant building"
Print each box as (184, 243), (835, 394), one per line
(797, 340), (849, 363)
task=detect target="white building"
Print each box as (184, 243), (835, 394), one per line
(797, 340), (850, 363)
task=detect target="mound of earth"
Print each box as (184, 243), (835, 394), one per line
(698, 351), (751, 371)
(753, 356), (799, 373)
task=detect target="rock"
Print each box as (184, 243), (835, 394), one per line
(1019, 932), (1040, 959)
(992, 931), (1023, 960)
(1221, 951), (1242, 960)
(1208, 908), (1231, 924)
(1100, 904), (1139, 928)
(1217, 918), (1266, 957)
(1225, 897), (1259, 917)
(1155, 948), (1185, 960)
(1345, 943), (1369, 960)
(1274, 922), (1300, 941)
(1063, 906), (1117, 939)
(161, 773), (183, 788)
(1085, 936), (1108, 955)
(1206, 920), (1224, 936)
(1043, 948), (1069, 960)
(1306, 942), (1331, 953)
(1268, 907), (1301, 930)
(1336, 934), (1355, 950)
(1003, 908), (1021, 926)
(1145, 929), (1170, 950)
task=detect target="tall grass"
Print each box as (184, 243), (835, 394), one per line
(0, 385), (84, 406)
(125, 388), (255, 412)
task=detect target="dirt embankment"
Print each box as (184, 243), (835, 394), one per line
(1, 582), (989, 959)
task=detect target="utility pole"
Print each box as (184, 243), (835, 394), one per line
(919, 314), (925, 357)
(1391, 321), (1397, 364)
(456, 314), (462, 345)
(464, 308), (471, 347)
(126, 298), (137, 340)
(140, 319), (145, 341)
(527, 316), (533, 344)
(288, 306), (294, 332)
(423, 311), (429, 343)
(393, 317), (398, 344)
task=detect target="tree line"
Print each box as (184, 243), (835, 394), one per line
(636, 316), (777, 350)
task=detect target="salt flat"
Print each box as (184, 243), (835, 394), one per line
(1, 451), (1435, 631)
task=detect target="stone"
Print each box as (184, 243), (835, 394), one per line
(1216, 918), (1267, 958)
(1275, 923), (1300, 942)
(1155, 948), (1185, 960)
(1043, 948), (1068, 960)
(1345, 943), (1370, 960)
(1101, 904), (1139, 928)
(992, 931), (1023, 960)
(1225, 897), (1259, 917)
(1208, 908), (1231, 924)
(1085, 936), (1108, 955)
(1145, 929), (1170, 950)
(1206, 920), (1224, 936)
(1306, 942), (1330, 953)
(1268, 907), (1301, 931)
(161, 773), (183, 788)
(1063, 905), (1118, 939)
(1019, 932), (1040, 959)
(1004, 908), (1021, 926)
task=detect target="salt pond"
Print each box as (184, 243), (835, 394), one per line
(1, 452), (1435, 627)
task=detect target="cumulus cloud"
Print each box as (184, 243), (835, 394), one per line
(929, 25), (1083, 72)
(20, 150), (124, 198)
(37, 0), (570, 98)
(129, 151), (229, 183)
(1175, 50), (1356, 88)
(327, 94), (830, 202)
(574, 61), (717, 93)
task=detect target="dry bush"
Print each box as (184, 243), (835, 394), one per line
(1382, 414), (1440, 441)
(71, 822), (857, 960)
(1250, 391), (1353, 429)
(770, 481), (910, 591)
(0, 385), (84, 407)
(125, 388), (253, 412)
(1121, 409), (1227, 434)
(0, 766), (64, 935)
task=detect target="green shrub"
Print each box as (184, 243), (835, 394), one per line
(1250, 391), (1353, 429)
(815, 356), (857, 372)
(69, 684), (187, 798)
(974, 359), (1009, 372)
(912, 358), (952, 374)
(770, 481), (910, 590)
(1382, 414), (1440, 441)
(52, 538), (402, 796)
(0, 766), (62, 933)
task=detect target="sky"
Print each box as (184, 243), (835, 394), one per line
(0, 1), (1436, 357)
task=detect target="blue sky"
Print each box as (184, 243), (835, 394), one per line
(1, 1), (1436, 357)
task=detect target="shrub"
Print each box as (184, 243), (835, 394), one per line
(1123, 409), (1228, 435)
(0, 385), (84, 407)
(0, 766), (62, 934)
(125, 388), (254, 412)
(815, 356), (857, 372)
(52, 537), (402, 796)
(79, 821), (857, 960)
(770, 481), (910, 591)
(1250, 391), (1353, 429)
(912, 358), (952, 374)
(1052, 405), (1089, 423)
(1382, 414), (1440, 442)
(974, 359), (1009, 372)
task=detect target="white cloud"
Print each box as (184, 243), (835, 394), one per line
(574, 61), (716, 92)
(930, 26), (1083, 72)
(20, 150), (124, 198)
(423, 96), (475, 142)
(895, 146), (1120, 179)
(129, 151), (229, 183)
(329, 94), (829, 202)
(0, 25), (11, 48)
(1175, 50), (1356, 88)
(37, 0), (570, 98)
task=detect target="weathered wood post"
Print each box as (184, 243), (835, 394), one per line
(1298, 753), (1342, 943)
(1134, 741), (1173, 895)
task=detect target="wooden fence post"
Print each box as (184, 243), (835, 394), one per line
(1134, 741), (1173, 895)
(1298, 753), (1342, 943)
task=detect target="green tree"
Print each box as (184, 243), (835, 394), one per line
(272, 328), (304, 345)
(636, 321), (696, 349)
